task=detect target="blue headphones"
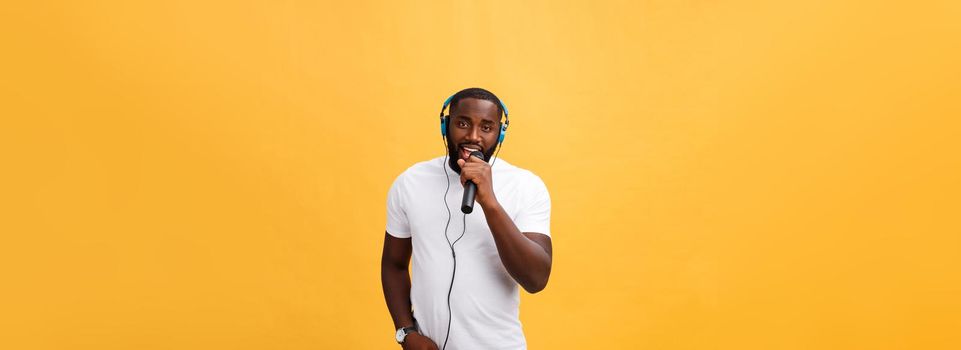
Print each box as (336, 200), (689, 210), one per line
(439, 94), (510, 144)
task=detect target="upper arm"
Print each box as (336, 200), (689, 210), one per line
(382, 231), (412, 269)
(515, 175), (551, 237)
(386, 177), (412, 239)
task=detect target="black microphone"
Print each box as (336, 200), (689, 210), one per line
(461, 151), (486, 214)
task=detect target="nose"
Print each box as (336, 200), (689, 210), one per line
(466, 126), (483, 144)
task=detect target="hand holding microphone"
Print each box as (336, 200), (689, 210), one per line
(457, 151), (490, 214)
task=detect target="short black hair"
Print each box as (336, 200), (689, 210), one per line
(448, 87), (504, 118)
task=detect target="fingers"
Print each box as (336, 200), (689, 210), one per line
(457, 155), (487, 166)
(457, 156), (490, 187)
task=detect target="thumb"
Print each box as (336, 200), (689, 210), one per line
(457, 159), (466, 167)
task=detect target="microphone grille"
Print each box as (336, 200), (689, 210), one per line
(469, 151), (486, 161)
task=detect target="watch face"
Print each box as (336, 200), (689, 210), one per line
(395, 328), (406, 343)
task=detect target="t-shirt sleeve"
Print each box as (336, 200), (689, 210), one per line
(514, 174), (551, 237)
(385, 176), (411, 238)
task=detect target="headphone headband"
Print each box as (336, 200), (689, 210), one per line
(439, 94), (509, 125)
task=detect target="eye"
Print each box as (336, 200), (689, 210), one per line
(457, 120), (469, 128)
(482, 124), (493, 132)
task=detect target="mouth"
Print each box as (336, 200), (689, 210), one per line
(458, 144), (483, 160)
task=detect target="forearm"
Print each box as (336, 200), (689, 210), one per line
(479, 199), (552, 293)
(381, 263), (415, 329)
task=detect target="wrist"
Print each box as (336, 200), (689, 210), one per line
(395, 321), (419, 344)
(478, 194), (499, 210)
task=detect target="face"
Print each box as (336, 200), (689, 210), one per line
(445, 98), (502, 173)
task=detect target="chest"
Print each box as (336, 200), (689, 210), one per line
(405, 177), (525, 258)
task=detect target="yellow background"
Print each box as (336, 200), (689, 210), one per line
(2, 1), (959, 349)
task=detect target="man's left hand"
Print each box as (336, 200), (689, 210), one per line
(457, 156), (495, 207)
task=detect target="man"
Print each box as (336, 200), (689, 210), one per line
(381, 88), (553, 350)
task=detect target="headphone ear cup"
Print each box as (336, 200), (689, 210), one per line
(440, 116), (448, 136)
(498, 123), (507, 143)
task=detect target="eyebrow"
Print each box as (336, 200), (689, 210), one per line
(454, 115), (497, 124)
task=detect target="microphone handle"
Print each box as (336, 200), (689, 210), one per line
(461, 180), (477, 214)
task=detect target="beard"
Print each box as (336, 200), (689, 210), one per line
(446, 137), (498, 174)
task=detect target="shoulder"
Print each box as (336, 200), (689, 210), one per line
(494, 158), (549, 193)
(390, 156), (446, 188)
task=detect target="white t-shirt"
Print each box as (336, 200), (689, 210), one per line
(386, 156), (551, 350)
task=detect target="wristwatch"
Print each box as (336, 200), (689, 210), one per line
(395, 324), (418, 344)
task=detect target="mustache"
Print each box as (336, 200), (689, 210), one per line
(446, 138), (497, 157)
(449, 142), (495, 154)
